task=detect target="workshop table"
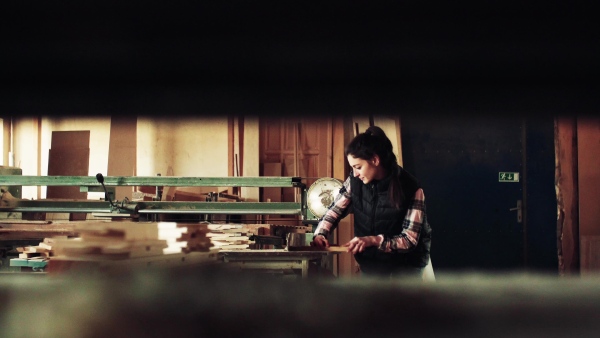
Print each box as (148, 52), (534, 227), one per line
(219, 249), (328, 278)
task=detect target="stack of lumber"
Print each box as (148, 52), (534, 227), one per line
(52, 222), (168, 260)
(9, 237), (64, 270)
(158, 222), (213, 254)
(16, 237), (61, 258)
(206, 223), (313, 250)
(207, 223), (282, 250)
(207, 223), (258, 250)
(47, 221), (219, 274)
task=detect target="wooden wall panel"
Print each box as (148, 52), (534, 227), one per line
(577, 117), (600, 237)
(581, 236), (600, 276)
(577, 117), (600, 273)
(259, 117), (332, 225)
(333, 116), (358, 278)
(555, 117), (579, 275)
(283, 122), (296, 152)
(264, 122), (281, 153)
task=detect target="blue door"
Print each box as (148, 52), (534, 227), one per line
(402, 115), (530, 272)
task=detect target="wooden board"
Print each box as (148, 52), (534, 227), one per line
(47, 250), (220, 274)
(108, 115), (137, 202)
(287, 245), (347, 253)
(46, 148), (90, 200)
(0, 222), (77, 240)
(47, 130), (91, 220)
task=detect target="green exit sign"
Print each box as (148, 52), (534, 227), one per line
(499, 172), (519, 182)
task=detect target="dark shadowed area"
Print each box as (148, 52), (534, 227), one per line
(2, 265), (600, 338)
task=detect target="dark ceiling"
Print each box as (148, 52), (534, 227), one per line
(2, 1), (598, 117)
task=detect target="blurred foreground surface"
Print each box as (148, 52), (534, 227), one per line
(1, 266), (600, 338)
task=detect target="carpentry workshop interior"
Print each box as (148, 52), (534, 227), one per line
(0, 113), (599, 337)
(4, 2), (600, 337)
(1, 115), (378, 277)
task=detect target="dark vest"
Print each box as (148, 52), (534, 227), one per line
(351, 166), (432, 268)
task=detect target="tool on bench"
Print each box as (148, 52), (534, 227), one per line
(249, 234), (285, 249)
(285, 233), (348, 252)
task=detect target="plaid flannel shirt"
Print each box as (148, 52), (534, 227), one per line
(314, 175), (427, 253)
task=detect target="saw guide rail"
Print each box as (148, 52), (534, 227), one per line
(0, 175), (313, 221)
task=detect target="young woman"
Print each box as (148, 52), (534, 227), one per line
(312, 126), (432, 279)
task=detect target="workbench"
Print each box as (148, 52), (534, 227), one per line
(219, 249), (328, 279)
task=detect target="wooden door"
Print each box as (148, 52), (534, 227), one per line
(259, 117), (332, 225)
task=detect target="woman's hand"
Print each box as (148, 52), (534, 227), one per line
(312, 234), (329, 248)
(344, 236), (380, 254)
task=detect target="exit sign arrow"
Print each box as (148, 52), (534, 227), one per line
(499, 172), (519, 182)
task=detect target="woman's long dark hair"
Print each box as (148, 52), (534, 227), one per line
(345, 126), (403, 208)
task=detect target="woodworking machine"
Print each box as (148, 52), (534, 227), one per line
(0, 171), (343, 274)
(0, 173), (342, 227)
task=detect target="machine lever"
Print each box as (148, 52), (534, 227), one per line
(96, 173), (117, 209)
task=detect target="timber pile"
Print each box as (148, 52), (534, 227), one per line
(10, 237), (64, 270)
(47, 221), (219, 274)
(206, 223), (311, 250)
(51, 221), (216, 258)
(158, 222), (214, 254)
(17, 237), (59, 259)
(207, 223), (265, 250)
(52, 222), (168, 260)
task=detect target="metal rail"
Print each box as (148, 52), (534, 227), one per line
(0, 175), (311, 220)
(0, 200), (303, 215)
(131, 202), (302, 215)
(0, 176), (305, 188)
(0, 200), (113, 213)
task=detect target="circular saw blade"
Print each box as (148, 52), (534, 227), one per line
(306, 177), (343, 218)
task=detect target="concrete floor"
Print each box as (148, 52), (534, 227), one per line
(1, 265), (600, 338)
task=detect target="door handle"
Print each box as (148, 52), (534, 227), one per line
(509, 200), (522, 223)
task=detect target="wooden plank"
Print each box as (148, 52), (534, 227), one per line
(0, 229), (77, 240)
(0, 222), (73, 229)
(108, 115), (137, 202)
(46, 148), (89, 200)
(47, 251), (220, 274)
(224, 261), (301, 270)
(228, 115), (235, 178)
(47, 130), (90, 220)
(74, 222), (160, 241)
(52, 237), (168, 257)
(50, 130), (90, 149)
(287, 245), (347, 253)
(219, 249), (326, 258)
